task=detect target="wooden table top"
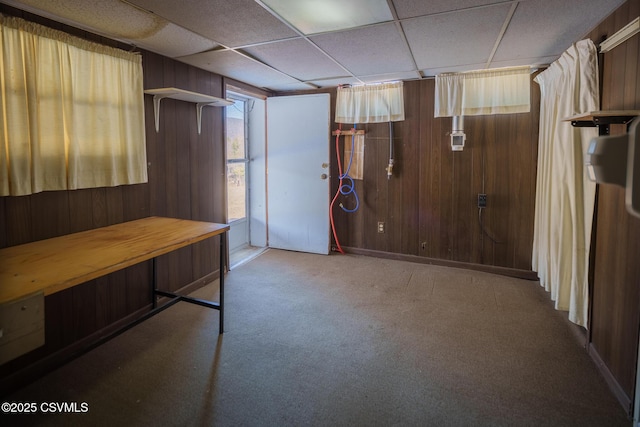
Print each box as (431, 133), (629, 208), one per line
(0, 217), (228, 304)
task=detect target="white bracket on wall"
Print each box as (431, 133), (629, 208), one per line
(144, 87), (234, 135)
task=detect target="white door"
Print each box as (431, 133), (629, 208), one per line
(267, 94), (330, 255)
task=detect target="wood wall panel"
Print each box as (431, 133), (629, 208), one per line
(0, 198), (5, 247)
(318, 78), (539, 271)
(30, 191), (70, 241)
(586, 0), (640, 412)
(4, 196), (30, 246)
(105, 186), (125, 225)
(398, 96), (421, 255)
(0, 4), (227, 390)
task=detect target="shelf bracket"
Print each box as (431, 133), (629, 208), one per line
(151, 95), (208, 135)
(152, 94), (168, 133)
(196, 103), (208, 135)
(145, 87), (234, 135)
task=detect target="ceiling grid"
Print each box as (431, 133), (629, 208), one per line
(1, 0), (628, 91)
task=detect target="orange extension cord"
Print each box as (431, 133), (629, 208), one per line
(330, 125), (345, 254)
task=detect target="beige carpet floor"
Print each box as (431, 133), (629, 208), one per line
(0, 249), (630, 426)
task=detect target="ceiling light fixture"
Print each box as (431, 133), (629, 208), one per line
(260, 0), (393, 35)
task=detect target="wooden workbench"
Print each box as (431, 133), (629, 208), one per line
(0, 216), (229, 355)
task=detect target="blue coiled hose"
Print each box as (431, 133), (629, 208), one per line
(338, 130), (359, 212)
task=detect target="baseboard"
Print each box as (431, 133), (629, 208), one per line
(341, 247), (539, 281)
(0, 270), (221, 398)
(588, 342), (632, 417)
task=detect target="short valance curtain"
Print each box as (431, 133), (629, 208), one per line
(335, 81), (405, 124)
(434, 67), (531, 117)
(0, 15), (147, 196)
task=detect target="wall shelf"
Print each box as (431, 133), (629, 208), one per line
(144, 87), (234, 134)
(565, 110), (640, 135)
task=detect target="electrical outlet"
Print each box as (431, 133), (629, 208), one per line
(478, 193), (487, 208)
(378, 222), (385, 233)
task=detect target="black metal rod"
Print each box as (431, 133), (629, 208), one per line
(86, 296), (181, 354)
(180, 295), (220, 310)
(219, 233), (225, 334)
(154, 290), (221, 310)
(152, 257), (157, 309)
(149, 231), (226, 334)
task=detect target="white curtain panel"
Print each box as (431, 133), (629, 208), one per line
(434, 66), (531, 117)
(335, 81), (405, 124)
(532, 39), (599, 327)
(0, 16), (147, 196)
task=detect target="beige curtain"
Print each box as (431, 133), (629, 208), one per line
(532, 39), (599, 327)
(336, 81), (404, 124)
(0, 15), (147, 196)
(435, 66), (531, 117)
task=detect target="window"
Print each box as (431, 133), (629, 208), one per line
(434, 66), (531, 117)
(0, 15), (147, 196)
(335, 81), (405, 124)
(226, 97), (248, 222)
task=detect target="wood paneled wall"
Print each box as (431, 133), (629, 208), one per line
(586, 0), (640, 413)
(328, 78), (540, 272)
(0, 5), (227, 392)
(3, 0), (638, 409)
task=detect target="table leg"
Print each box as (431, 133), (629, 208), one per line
(152, 257), (157, 309)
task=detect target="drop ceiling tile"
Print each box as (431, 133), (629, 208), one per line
(357, 70), (422, 84)
(310, 23), (416, 76)
(402, 4), (511, 71)
(492, 0), (627, 62)
(177, 50), (302, 90)
(262, 0), (393, 34)
(136, 23), (218, 58)
(421, 63), (493, 77)
(268, 81), (321, 91)
(392, 0), (510, 19)
(3, 0), (165, 39)
(488, 56), (557, 70)
(243, 39), (348, 81)
(128, 0), (298, 47)
(308, 76), (362, 88)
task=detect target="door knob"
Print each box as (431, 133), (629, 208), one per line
(322, 163), (329, 169)
(320, 173), (328, 180)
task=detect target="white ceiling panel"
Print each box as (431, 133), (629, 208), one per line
(128, 0), (298, 47)
(357, 70), (422, 84)
(421, 62), (499, 78)
(267, 81), (322, 91)
(310, 23), (416, 76)
(308, 76), (362, 88)
(392, 0), (512, 19)
(136, 23), (219, 58)
(243, 39), (348, 81)
(492, 0), (627, 63)
(402, 4), (512, 70)
(177, 50), (303, 90)
(3, 0), (165, 39)
(488, 55), (558, 70)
